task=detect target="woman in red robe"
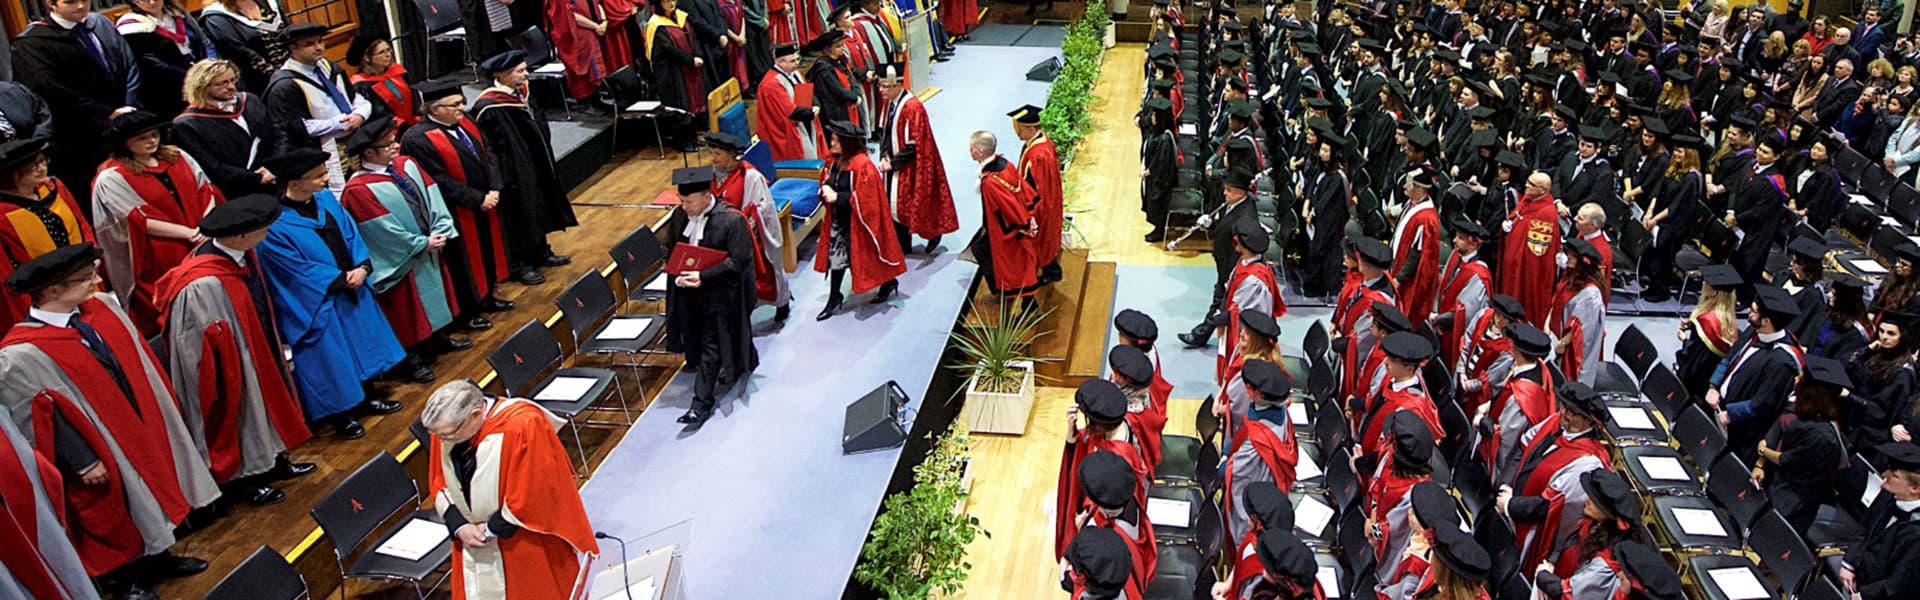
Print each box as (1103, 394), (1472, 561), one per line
(348, 36), (421, 128)
(813, 119), (903, 320)
(0, 139), (95, 334)
(91, 111), (223, 337)
(1498, 172), (1561, 330)
(940, 0), (978, 38)
(549, 0), (611, 100)
(600, 0), (638, 72)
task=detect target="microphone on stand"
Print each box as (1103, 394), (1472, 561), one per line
(595, 531), (635, 600)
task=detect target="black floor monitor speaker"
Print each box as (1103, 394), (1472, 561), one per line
(843, 380), (909, 454)
(1027, 57), (1061, 82)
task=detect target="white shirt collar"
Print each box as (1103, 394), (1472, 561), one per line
(1758, 329), (1787, 343)
(1390, 377), (1419, 392)
(1897, 498), (1920, 513)
(28, 307), (75, 328)
(211, 240), (248, 266)
(49, 14), (82, 29)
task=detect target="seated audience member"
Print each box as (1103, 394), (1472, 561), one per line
(11, 0), (140, 210)
(91, 110), (222, 336)
(340, 116), (472, 369)
(174, 59), (287, 198)
(0, 244), (219, 599)
(265, 23), (369, 194)
(115, 0), (214, 117)
(472, 51), (577, 285)
(1841, 441), (1920, 600)
(347, 34), (422, 128)
(0, 138), (94, 333)
(1753, 356), (1850, 531)
(401, 81), (515, 328)
(155, 194), (316, 507)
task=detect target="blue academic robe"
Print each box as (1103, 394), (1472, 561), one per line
(256, 190), (406, 420)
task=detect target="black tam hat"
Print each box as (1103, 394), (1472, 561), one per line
(198, 194), (282, 238)
(6, 242), (98, 294)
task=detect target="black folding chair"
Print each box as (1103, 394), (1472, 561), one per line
(1807, 452), (1874, 552)
(1148, 483), (1207, 545)
(1314, 399), (1350, 451)
(1475, 506), (1520, 586)
(1890, 183), (1920, 228)
(1613, 324), (1659, 380)
(509, 27), (572, 120)
(1153, 434), (1202, 484)
(1436, 399), (1471, 464)
(557, 269), (665, 392)
(1337, 507), (1372, 572)
(608, 225), (668, 302)
(1747, 508), (1816, 594)
(1452, 455), (1495, 516)
(203, 545), (308, 600)
(1144, 544), (1203, 600)
(1639, 363), (1689, 422)
(1673, 403), (1727, 470)
(604, 66), (673, 160)
(1323, 447), (1361, 512)
(1860, 162), (1899, 201)
(486, 320), (625, 472)
(309, 452), (451, 599)
(1685, 554), (1781, 600)
(1707, 453), (1770, 530)
(1833, 147), (1872, 185)
(1799, 575), (1847, 600)
(1309, 359), (1338, 405)
(1304, 320), (1331, 372)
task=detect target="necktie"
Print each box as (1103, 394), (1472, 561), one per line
(72, 321), (139, 415)
(448, 126), (477, 155)
(72, 22), (108, 72)
(312, 64), (352, 114)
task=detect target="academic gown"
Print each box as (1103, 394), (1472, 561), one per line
(154, 246), (311, 483)
(755, 68), (822, 162)
(548, 0), (609, 100)
(1717, 331), (1804, 463)
(403, 117), (511, 308)
(340, 157), (459, 347)
(1020, 134), (1064, 274)
(880, 93), (958, 239)
(1454, 307), (1514, 417)
(255, 192), (407, 421)
(1844, 493), (1920, 600)
(11, 15), (139, 205)
(1141, 128), (1178, 226)
(1224, 408), (1298, 543)
(0, 182), (95, 334)
(1392, 200), (1441, 325)
(1355, 380), (1444, 464)
(1550, 282), (1606, 385)
(1484, 363), (1560, 486)
(1499, 193), (1561, 329)
(1764, 417), (1845, 530)
(644, 11), (708, 116)
(813, 152), (905, 293)
(714, 162), (789, 306)
(1506, 421), (1609, 570)
(90, 154), (224, 337)
(973, 156), (1038, 295)
(0, 414), (97, 600)
(115, 12), (213, 118)
(429, 398), (598, 599)
(1303, 167), (1352, 296)
(172, 93), (287, 198)
(1435, 252), (1491, 362)
(807, 54), (862, 127)
(472, 87), (578, 262)
(0, 295), (222, 575)
(1676, 312), (1736, 402)
(1054, 431), (1150, 558)
(351, 66), (422, 128)
(264, 60), (373, 192)
(661, 203), (760, 387)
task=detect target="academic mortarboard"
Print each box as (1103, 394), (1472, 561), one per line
(418, 81), (464, 105)
(1699, 264), (1742, 289)
(103, 110), (171, 151)
(1065, 526), (1132, 595)
(1357, 37), (1386, 53)
(1876, 441), (1920, 472)
(1299, 77), (1324, 93)
(1304, 97), (1335, 111)
(1218, 48), (1246, 64)
(1754, 284), (1802, 322)
(1566, 236), (1602, 265)
(1221, 21), (1243, 33)
(1077, 450), (1136, 509)
(1256, 529), (1317, 580)
(5, 242), (98, 294)
(1221, 168), (1254, 191)
(0, 137), (48, 172)
(1727, 114), (1759, 132)
(1235, 223), (1270, 254)
(1897, 243), (1920, 265)
(1244, 481), (1293, 532)
(1144, 96), (1173, 113)
(1240, 309), (1281, 340)
(1788, 235), (1828, 262)
(1391, 412), (1437, 472)
(1719, 57), (1744, 70)
(198, 194), (281, 238)
(1147, 45), (1175, 60)
(1226, 100), (1257, 121)
(1613, 541), (1686, 600)
(1468, 128), (1500, 149)
(1432, 48), (1462, 62)
(343, 115), (397, 156)
(262, 148), (329, 180)
(1225, 77), (1250, 93)
(1076, 379), (1129, 425)
(1468, 105), (1498, 121)
(1632, 39), (1658, 54)
(1243, 358), (1293, 400)
(1354, 237), (1393, 267)
(1580, 469), (1641, 523)
(1834, 275), (1867, 292)
(1432, 531), (1492, 582)
(1114, 308), (1158, 342)
(1406, 127), (1439, 150)
(1371, 302), (1413, 334)
(1506, 322), (1552, 357)
(282, 23), (329, 43)
(1664, 69), (1694, 84)
(1408, 481), (1458, 530)
(1490, 294), (1525, 321)
(1803, 355), (1853, 390)
(1553, 105), (1580, 123)
(1295, 42), (1323, 57)
(876, 62), (907, 79)
(824, 119), (867, 139)
(345, 33), (386, 67)
(1578, 125), (1611, 143)
(1642, 116), (1670, 137)
(702, 131), (747, 154)
(1670, 133), (1707, 155)
(1451, 214), (1490, 239)
(1563, 38), (1590, 52)
(1495, 149), (1528, 170)
(1008, 104), (1044, 125)
(479, 50), (528, 74)
(1557, 381), (1606, 421)
(1756, 134), (1788, 154)
(1598, 70), (1622, 84)
(673, 166), (717, 195)
(1107, 345), (1154, 385)
(1381, 331), (1435, 363)
(774, 43), (800, 58)
(1464, 80), (1498, 102)
(1150, 78), (1175, 91)
(1623, 100), (1653, 117)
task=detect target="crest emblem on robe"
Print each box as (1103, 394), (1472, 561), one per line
(1527, 220), (1553, 257)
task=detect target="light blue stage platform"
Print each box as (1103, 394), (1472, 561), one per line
(577, 44), (1059, 598)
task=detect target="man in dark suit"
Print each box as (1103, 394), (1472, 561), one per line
(1841, 441), (1920, 600)
(1853, 7), (1888, 61)
(1181, 169), (1264, 348)
(10, 0), (140, 211)
(1812, 58), (1865, 128)
(1552, 126), (1616, 219)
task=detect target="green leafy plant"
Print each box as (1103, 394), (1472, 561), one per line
(855, 425), (989, 599)
(1039, 0), (1110, 163)
(948, 300), (1053, 394)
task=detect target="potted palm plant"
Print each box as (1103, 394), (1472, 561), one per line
(950, 301), (1050, 435)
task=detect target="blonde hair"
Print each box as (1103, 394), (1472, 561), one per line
(1691, 285), (1740, 351)
(183, 59), (240, 108)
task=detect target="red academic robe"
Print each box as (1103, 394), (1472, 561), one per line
(1224, 417), (1300, 525)
(814, 153), (906, 293)
(1217, 259), (1282, 382)
(153, 252), (312, 482)
(755, 69), (825, 162)
(0, 418), (87, 599)
(1054, 436), (1150, 558)
(1344, 343), (1388, 404)
(1478, 367), (1557, 467)
(1393, 201), (1441, 325)
(1455, 309), (1512, 417)
(351, 65), (420, 127)
(1549, 281), (1600, 383)
(1020, 134), (1063, 269)
(549, 0), (610, 99)
(1435, 253), (1491, 363)
(601, 0), (638, 72)
(413, 118), (510, 299)
(1499, 193), (1561, 330)
(1084, 508), (1157, 596)
(1585, 231), (1614, 302)
(716, 162), (782, 302)
(1368, 470), (1430, 562)
(1512, 420), (1611, 570)
(1122, 380), (1170, 470)
(99, 156), (224, 336)
(979, 161), (1037, 294)
(1146, 346), (1175, 404)
(883, 95), (959, 237)
(1356, 382), (1444, 460)
(4, 298), (191, 575)
(340, 158), (460, 348)
(939, 0), (978, 35)
(0, 180), (94, 333)
(429, 399), (599, 599)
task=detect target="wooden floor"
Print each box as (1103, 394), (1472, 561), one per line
(1069, 45), (1209, 269)
(155, 147), (697, 599)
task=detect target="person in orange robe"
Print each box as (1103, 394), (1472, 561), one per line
(423, 380), (599, 599)
(1055, 379), (1150, 560)
(755, 44), (824, 162)
(1498, 172), (1561, 330)
(0, 138), (94, 335)
(1011, 104), (1064, 284)
(813, 119), (904, 320)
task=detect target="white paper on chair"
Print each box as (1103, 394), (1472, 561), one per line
(1707, 566), (1771, 600)
(1608, 406), (1656, 430)
(535, 63), (567, 74)
(1638, 455), (1691, 481)
(1296, 448), (1323, 480)
(1146, 498), (1191, 529)
(373, 519), (449, 561)
(1851, 193), (1873, 206)
(1295, 495), (1335, 537)
(1672, 507), (1728, 537)
(1289, 402), (1311, 425)
(1854, 259), (1890, 275)
(644, 273), (669, 292)
(626, 100), (663, 112)
(1179, 123), (1197, 136)
(598, 317), (654, 340)
(535, 377), (597, 402)
(1318, 565), (1342, 599)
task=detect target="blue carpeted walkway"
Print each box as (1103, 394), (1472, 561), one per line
(576, 43), (1060, 598)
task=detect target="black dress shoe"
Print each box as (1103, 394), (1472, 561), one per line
(240, 484), (285, 506)
(427, 334), (474, 353)
(120, 582), (161, 600)
(774, 304), (790, 321)
(1177, 331), (1211, 348)
(463, 315), (494, 331)
(334, 418), (366, 439)
(817, 298), (842, 321)
(541, 254), (573, 267)
(146, 552), (209, 580)
(1144, 228), (1166, 243)
(872, 280), (897, 304)
(513, 268), (546, 285)
(478, 297), (516, 312)
(361, 398), (404, 415)
(676, 405), (712, 424)
(269, 455), (317, 480)
(406, 362), (436, 383)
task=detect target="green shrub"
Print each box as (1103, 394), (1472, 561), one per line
(853, 426), (987, 599)
(1039, 0), (1109, 162)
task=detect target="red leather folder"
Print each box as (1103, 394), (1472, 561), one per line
(666, 243), (726, 275)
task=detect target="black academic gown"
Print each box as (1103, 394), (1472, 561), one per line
(1798, 163), (1846, 233)
(1729, 164), (1788, 286)
(1303, 166), (1350, 297)
(1764, 417), (1845, 531)
(472, 90), (576, 263)
(1844, 494), (1920, 600)
(662, 203), (760, 402)
(1142, 128), (1178, 226)
(0, 82), (53, 141)
(198, 10), (281, 93)
(1719, 332), (1802, 463)
(11, 15), (139, 208)
(263, 62), (357, 152)
(172, 92), (286, 197)
(1846, 356), (1915, 457)
(1208, 196), (1263, 315)
(808, 55), (862, 127)
(120, 15), (214, 117)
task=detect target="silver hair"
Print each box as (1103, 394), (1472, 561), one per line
(421, 380), (488, 430)
(970, 130), (997, 153)
(1578, 202), (1607, 229)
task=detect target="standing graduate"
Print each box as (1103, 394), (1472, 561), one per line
(1055, 379), (1150, 560)
(421, 381), (599, 599)
(1752, 356), (1849, 531)
(346, 36), (421, 129)
(1393, 168), (1443, 326)
(1300, 131), (1353, 297)
(1482, 323), (1560, 486)
(174, 59), (287, 199)
(805, 30), (863, 131)
(0, 139), (94, 336)
(154, 195), (316, 507)
(644, 0), (710, 151)
(1706, 285), (1806, 463)
(547, 0), (610, 101)
(1139, 97), (1178, 242)
(340, 117), (471, 362)
(1551, 238), (1608, 385)
(1453, 295), (1521, 418)
(967, 130), (1038, 302)
(1499, 172), (1561, 329)
(1070, 450), (1157, 594)
(661, 167), (759, 426)
(703, 132), (790, 321)
(1107, 345), (1165, 469)
(1372, 427), (1447, 585)
(1214, 225), (1280, 381)
(255, 148), (408, 439)
(403, 82), (517, 330)
(263, 23), (371, 194)
(1011, 104), (1064, 284)
(473, 51), (578, 285)
(1498, 382), (1611, 571)
(1354, 332), (1445, 466)
(0, 244), (218, 599)
(1223, 359), (1300, 544)
(814, 119), (904, 320)
(1063, 526), (1143, 600)
(0, 410), (98, 600)
(755, 44), (822, 162)
(876, 63), (957, 256)
(89, 110), (222, 337)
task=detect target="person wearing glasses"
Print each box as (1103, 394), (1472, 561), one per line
(0, 138), (94, 334)
(401, 81), (516, 331)
(1496, 172), (1561, 330)
(174, 59), (287, 198)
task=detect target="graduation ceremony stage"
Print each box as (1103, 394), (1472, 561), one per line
(575, 43), (1061, 598)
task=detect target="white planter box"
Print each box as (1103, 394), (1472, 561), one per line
(961, 360), (1036, 435)
(1103, 24), (1116, 49)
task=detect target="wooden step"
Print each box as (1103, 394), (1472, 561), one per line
(1031, 247), (1092, 383)
(1059, 261), (1118, 389)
